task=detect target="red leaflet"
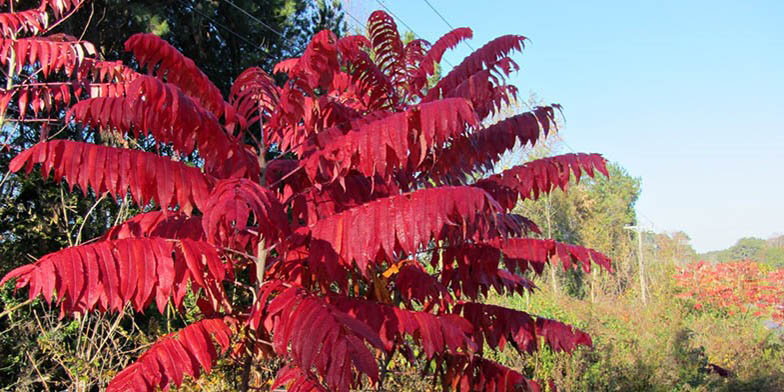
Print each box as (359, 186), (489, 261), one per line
(367, 11), (406, 87)
(428, 106), (557, 182)
(272, 366), (329, 392)
(494, 238), (613, 274)
(410, 27), (474, 94)
(301, 97), (477, 182)
(395, 262), (453, 308)
(106, 318), (233, 392)
(400, 39), (428, 88)
(77, 58), (139, 85)
(298, 30), (340, 90)
(456, 302), (537, 353)
(0, 8), (49, 36)
(0, 238), (229, 315)
(201, 178), (290, 248)
(265, 287), (383, 392)
(229, 66), (279, 129)
(290, 173), (398, 226)
(309, 186), (502, 273)
(425, 34), (527, 102)
(439, 244), (537, 300)
(328, 295), (474, 355)
(536, 317), (593, 353)
(336, 36), (394, 110)
(10, 140), (213, 215)
(445, 67), (520, 120)
(475, 153), (610, 210)
(124, 33), (229, 120)
(103, 211), (206, 241)
(67, 76), (257, 180)
(456, 303), (590, 355)
(440, 355), (539, 392)
(40, 0), (83, 17)
(0, 36), (96, 77)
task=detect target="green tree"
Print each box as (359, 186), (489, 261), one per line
(728, 237), (767, 261)
(517, 161), (641, 299)
(654, 231), (697, 266)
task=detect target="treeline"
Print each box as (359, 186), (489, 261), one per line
(700, 236), (784, 267)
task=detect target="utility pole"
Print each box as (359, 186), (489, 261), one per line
(625, 225), (648, 305)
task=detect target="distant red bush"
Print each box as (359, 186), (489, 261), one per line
(675, 260), (784, 319)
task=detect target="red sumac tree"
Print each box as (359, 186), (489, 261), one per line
(1, 3), (612, 391)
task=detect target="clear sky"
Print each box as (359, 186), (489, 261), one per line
(346, 0), (784, 253)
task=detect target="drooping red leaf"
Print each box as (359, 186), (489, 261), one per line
(308, 186), (503, 274)
(367, 11), (405, 87)
(438, 244), (536, 300)
(492, 237), (613, 274)
(124, 33), (230, 120)
(336, 35), (394, 110)
(229, 66), (279, 129)
(445, 66), (520, 119)
(0, 8), (49, 36)
(264, 287), (383, 392)
(394, 262), (453, 309)
(77, 58), (139, 85)
(400, 38), (428, 90)
(430, 106), (558, 182)
(102, 211), (206, 241)
(0, 238), (229, 315)
(454, 302), (538, 354)
(201, 178), (290, 248)
(9, 140), (213, 215)
(475, 153), (609, 210)
(40, 0), (84, 17)
(441, 355), (539, 392)
(425, 34), (526, 101)
(0, 36), (96, 77)
(328, 295), (474, 357)
(301, 97), (477, 182)
(289, 172), (398, 226)
(106, 318), (234, 392)
(296, 30), (340, 90)
(410, 27), (473, 94)
(67, 76), (257, 179)
(272, 365), (329, 392)
(535, 317), (593, 353)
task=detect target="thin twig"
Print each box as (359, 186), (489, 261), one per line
(75, 193), (106, 245)
(59, 186), (73, 247)
(78, 2), (95, 41)
(40, 1), (87, 35)
(94, 307), (124, 355)
(26, 352), (51, 392)
(0, 298), (33, 319)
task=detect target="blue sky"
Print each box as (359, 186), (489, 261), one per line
(346, 0), (784, 253)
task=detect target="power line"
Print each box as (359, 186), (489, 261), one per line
(371, 0), (454, 68)
(373, 0), (419, 39)
(182, 0), (269, 53)
(343, 8), (368, 34)
(421, 0), (475, 51)
(221, 0), (298, 48)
